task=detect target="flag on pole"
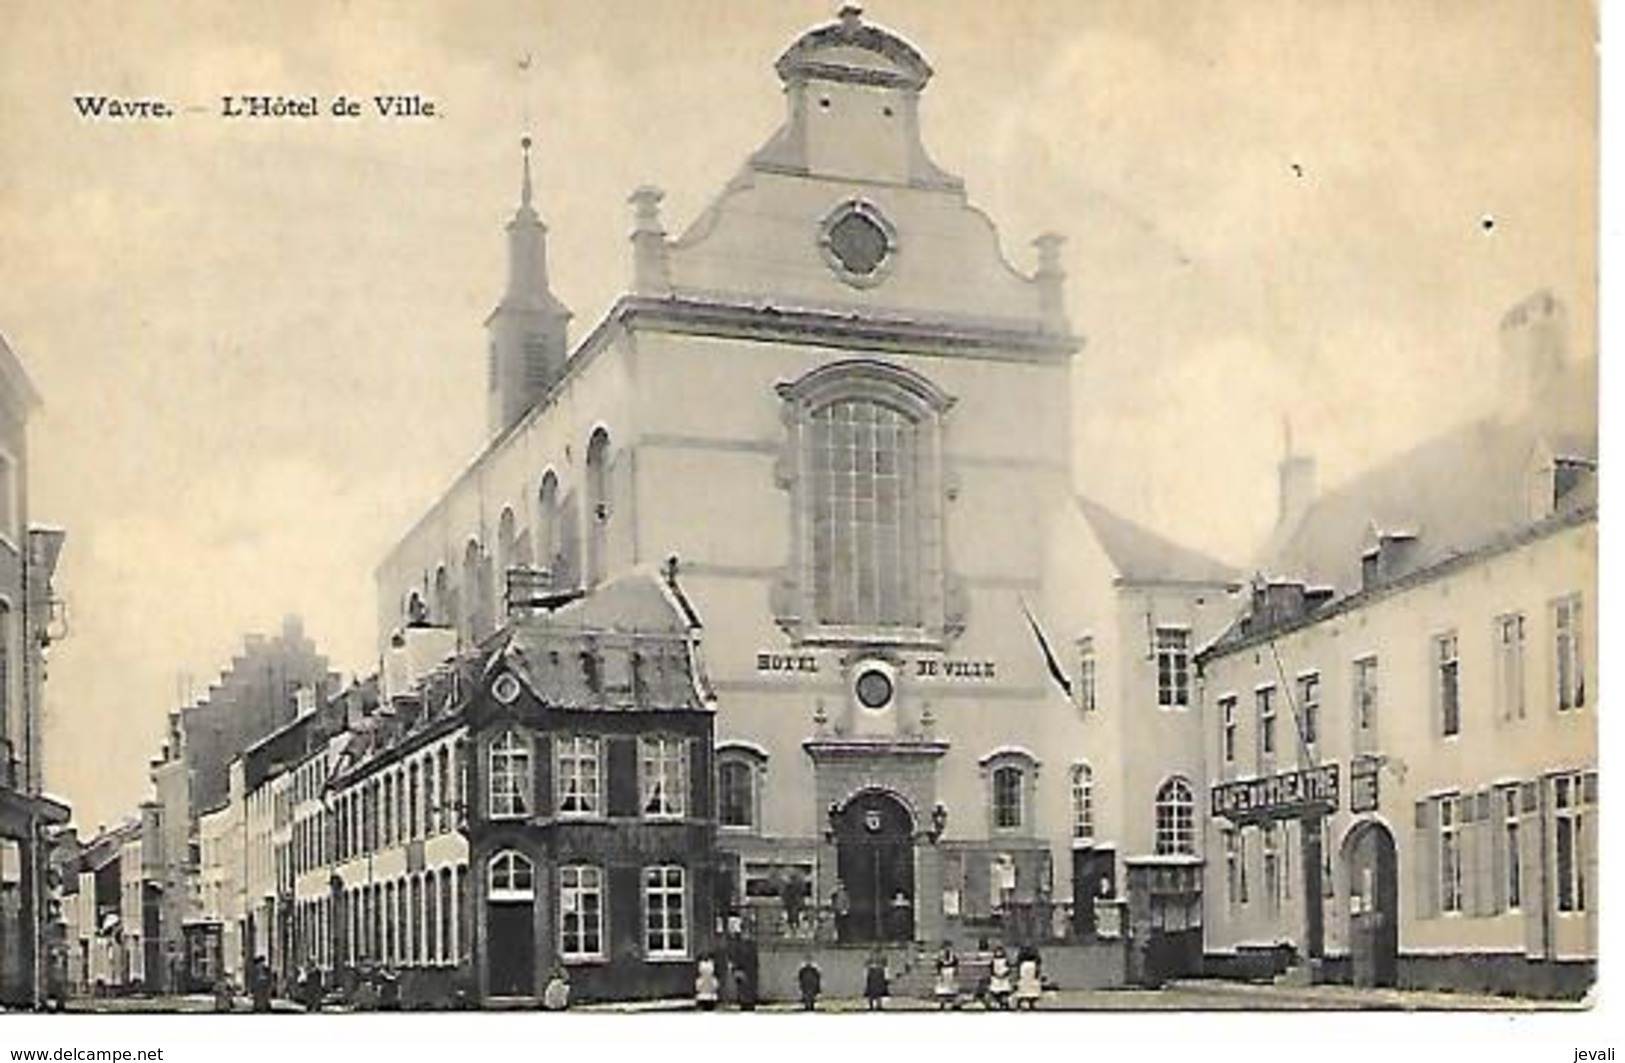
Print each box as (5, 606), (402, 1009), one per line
(1019, 596), (1074, 701)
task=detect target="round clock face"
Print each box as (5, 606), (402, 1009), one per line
(828, 211), (889, 276)
(854, 666), (895, 710)
(491, 672), (522, 705)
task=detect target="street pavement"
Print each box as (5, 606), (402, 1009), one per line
(41, 980), (1572, 1014)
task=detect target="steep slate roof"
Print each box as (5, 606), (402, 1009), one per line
(497, 570), (707, 713)
(1074, 495), (1241, 586)
(1268, 411), (1597, 595)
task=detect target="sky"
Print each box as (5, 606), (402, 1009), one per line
(0, 0), (1597, 832)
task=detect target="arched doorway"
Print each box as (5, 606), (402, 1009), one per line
(1342, 820), (1398, 987)
(485, 851), (536, 998)
(834, 790), (916, 944)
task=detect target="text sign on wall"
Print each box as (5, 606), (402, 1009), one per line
(753, 651), (997, 681)
(1349, 758), (1380, 814)
(1211, 764), (1340, 824)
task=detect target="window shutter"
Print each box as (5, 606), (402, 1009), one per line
(1473, 794), (1495, 917)
(686, 738), (709, 820)
(1489, 790), (1508, 916)
(1519, 784), (1546, 958)
(606, 738), (639, 818)
(1459, 796), (1480, 917)
(1414, 799), (1439, 919)
(610, 864), (641, 960)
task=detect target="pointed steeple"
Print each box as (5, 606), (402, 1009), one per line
(487, 135), (571, 438)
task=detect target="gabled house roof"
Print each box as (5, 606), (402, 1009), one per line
(1074, 495), (1241, 587)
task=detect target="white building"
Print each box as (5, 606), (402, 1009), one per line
(1197, 291), (1597, 998)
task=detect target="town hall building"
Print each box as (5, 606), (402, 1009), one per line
(376, 6), (1239, 988)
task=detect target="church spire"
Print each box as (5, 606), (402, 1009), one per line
(487, 133), (571, 438)
(520, 133), (534, 211)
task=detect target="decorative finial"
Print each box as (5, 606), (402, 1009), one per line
(520, 135), (534, 209)
(839, 4), (863, 32)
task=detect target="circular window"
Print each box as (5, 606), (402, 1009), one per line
(491, 672), (522, 705)
(854, 667), (895, 711)
(819, 201), (897, 288)
(828, 213), (888, 276)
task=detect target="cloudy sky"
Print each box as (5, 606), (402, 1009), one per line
(0, 0), (1595, 831)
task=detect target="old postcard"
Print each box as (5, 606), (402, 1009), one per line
(0, 0), (1603, 1048)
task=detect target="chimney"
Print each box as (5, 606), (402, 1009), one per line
(1497, 289), (1568, 425)
(1033, 233), (1069, 334)
(1360, 531), (1419, 591)
(628, 186), (671, 296)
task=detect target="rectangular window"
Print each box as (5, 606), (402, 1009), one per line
(1353, 656), (1379, 736)
(556, 736), (602, 817)
(1297, 673), (1320, 747)
(1439, 795), (1463, 914)
(1256, 686), (1277, 759)
(717, 760), (756, 829)
(644, 865), (688, 959)
(1077, 636), (1097, 713)
(639, 736), (688, 819)
(559, 865), (605, 961)
(489, 733), (532, 819)
(1224, 829), (1247, 906)
(1494, 612), (1527, 721)
(1070, 764), (1094, 842)
(1553, 773), (1586, 913)
(1155, 628), (1191, 708)
(1553, 596), (1585, 712)
(1435, 633), (1460, 737)
(1502, 787), (1521, 911)
(1219, 696), (1237, 764)
(993, 766), (1024, 830)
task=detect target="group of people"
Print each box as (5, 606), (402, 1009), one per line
(933, 941), (1044, 1011)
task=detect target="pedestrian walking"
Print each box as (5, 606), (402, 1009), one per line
(863, 949), (889, 1011)
(250, 957), (272, 1013)
(1015, 949), (1042, 1011)
(933, 940), (960, 1010)
(796, 954), (822, 1012)
(695, 953), (720, 1011)
(987, 945), (1013, 1010)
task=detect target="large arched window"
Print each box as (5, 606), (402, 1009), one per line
(488, 850), (535, 900)
(1154, 777), (1196, 855)
(537, 471), (561, 578)
(809, 399), (919, 626)
(488, 731), (532, 819)
(462, 540), (489, 643)
(774, 360), (958, 644)
(496, 507), (519, 620)
(585, 429), (611, 586)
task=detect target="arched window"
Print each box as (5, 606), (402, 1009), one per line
(488, 850), (535, 900)
(537, 471), (561, 578)
(585, 429), (611, 586)
(1070, 763), (1094, 843)
(775, 360), (957, 643)
(1155, 777), (1196, 855)
(980, 747), (1039, 834)
(496, 507), (519, 620)
(715, 743), (768, 831)
(488, 731), (532, 819)
(439, 868), (454, 963)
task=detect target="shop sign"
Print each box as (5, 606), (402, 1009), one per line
(1350, 757), (1380, 813)
(1211, 764), (1340, 824)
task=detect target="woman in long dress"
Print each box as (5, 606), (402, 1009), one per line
(695, 953), (720, 1011)
(1014, 950), (1042, 1011)
(987, 946), (1013, 1010)
(933, 941), (960, 1010)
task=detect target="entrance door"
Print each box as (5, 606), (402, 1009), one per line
(1343, 821), (1398, 988)
(835, 791), (916, 943)
(486, 903), (535, 997)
